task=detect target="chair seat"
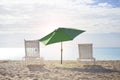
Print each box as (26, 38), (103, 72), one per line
(77, 58), (95, 61)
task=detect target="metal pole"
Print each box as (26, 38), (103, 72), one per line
(61, 42), (63, 64)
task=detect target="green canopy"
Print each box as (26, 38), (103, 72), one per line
(39, 27), (85, 64)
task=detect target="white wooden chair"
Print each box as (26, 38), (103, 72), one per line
(24, 39), (44, 65)
(77, 44), (95, 65)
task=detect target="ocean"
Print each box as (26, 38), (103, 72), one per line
(93, 47), (120, 60)
(0, 47), (120, 60)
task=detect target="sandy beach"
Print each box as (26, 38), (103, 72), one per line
(0, 60), (120, 80)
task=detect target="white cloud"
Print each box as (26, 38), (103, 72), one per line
(0, 0), (120, 34)
(72, 0), (95, 4)
(0, 0), (95, 5)
(98, 2), (112, 8)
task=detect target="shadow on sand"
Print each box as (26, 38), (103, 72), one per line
(54, 65), (120, 73)
(27, 65), (49, 72)
(27, 64), (120, 73)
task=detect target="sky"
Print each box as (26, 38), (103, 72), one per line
(0, 0), (120, 60)
(0, 0), (120, 48)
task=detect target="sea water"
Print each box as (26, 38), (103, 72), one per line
(93, 47), (120, 60)
(0, 48), (120, 60)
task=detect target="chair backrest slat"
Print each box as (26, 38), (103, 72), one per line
(24, 39), (40, 60)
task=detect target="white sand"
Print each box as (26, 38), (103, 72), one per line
(0, 60), (120, 80)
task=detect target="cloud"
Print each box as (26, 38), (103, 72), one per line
(97, 2), (112, 8)
(0, 0), (120, 34)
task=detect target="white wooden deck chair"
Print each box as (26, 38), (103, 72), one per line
(24, 39), (44, 65)
(77, 44), (95, 64)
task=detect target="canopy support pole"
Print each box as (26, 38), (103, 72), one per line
(61, 42), (63, 64)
